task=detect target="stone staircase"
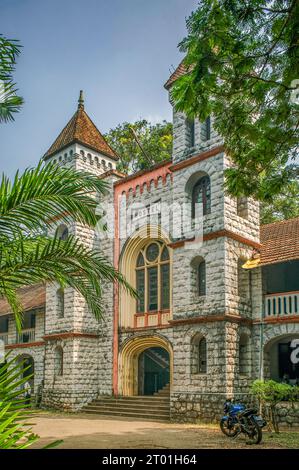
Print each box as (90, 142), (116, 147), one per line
(82, 385), (170, 422)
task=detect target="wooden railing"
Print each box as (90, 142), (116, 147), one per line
(265, 291), (299, 317)
(134, 310), (171, 328)
(16, 328), (35, 344)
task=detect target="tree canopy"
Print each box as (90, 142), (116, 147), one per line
(104, 119), (172, 174)
(172, 0), (299, 201)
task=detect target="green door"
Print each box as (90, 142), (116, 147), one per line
(138, 347), (170, 395)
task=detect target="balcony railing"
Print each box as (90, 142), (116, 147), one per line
(16, 328), (35, 344)
(265, 291), (299, 317)
(0, 333), (8, 345)
(134, 310), (171, 328)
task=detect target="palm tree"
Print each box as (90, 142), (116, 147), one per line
(0, 161), (135, 329)
(0, 35), (24, 123)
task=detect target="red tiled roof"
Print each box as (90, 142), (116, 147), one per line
(260, 217), (299, 266)
(43, 104), (118, 161)
(0, 284), (45, 316)
(164, 60), (188, 90)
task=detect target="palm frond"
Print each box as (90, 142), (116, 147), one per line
(0, 234), (136, 325)
(0, 161), (108, 238)
(0, 82), (23, 123)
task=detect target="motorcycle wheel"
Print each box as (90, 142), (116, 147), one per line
(220, 419), (238, 437)
(246, 421), (262, 445)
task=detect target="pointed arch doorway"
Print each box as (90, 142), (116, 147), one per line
(138, 347), (170, 395)
(118, 335), (172, 396)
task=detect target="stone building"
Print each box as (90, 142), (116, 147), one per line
(0, 68), (299, 424)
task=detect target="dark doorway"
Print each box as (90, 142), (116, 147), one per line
(138, 347), (170, 395)
(19, 355), (35, 389)
(278, 342), (299, 383)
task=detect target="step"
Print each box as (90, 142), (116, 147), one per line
(83, 404), (170, 413)
(81, 409), (170, 422)
(96, 396), (170, 402)
(83, 406), (170, 417)
(93, 397), (170, 405)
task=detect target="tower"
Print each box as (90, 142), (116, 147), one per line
(164, 65), (261, 419)
(42, 92), (119, 409)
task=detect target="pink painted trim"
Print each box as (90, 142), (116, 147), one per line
(112, 162), (174, 395)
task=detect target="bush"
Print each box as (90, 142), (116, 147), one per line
(251, 380), (299, 433)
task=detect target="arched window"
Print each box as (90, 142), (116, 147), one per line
(201, 116), (211, 141)
(237, 197), (248, 219)
(238, 259), (250, 300)
(198, 260), (206, 296)
(56, 288), (64, 318)
(54, 346), (63, 377)
(108, 162), (112, 170)
(135, 242), (170, 313)
(192, 176), (211, 218)
(186, 117), (195, 148)
(191, 334), (207, 374)
(239, 334), (250, 376)
(56, 224), (68, 241)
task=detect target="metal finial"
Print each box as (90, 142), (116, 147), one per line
(78, 90), (84, 109)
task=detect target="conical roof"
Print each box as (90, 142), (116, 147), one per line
(43, 91), (118, 160)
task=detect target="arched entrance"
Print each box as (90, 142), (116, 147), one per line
(138, 347), (170, 395)
(118, 335), (172, 396)
(264, 335), (299, 384)
(18, 354), (35, 389)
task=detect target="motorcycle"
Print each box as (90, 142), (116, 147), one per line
(220, 400), (267, 444)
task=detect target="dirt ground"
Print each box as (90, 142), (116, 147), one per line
(29, 411), (299, 449)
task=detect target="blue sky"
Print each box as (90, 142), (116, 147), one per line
(0, 0), (198, 177)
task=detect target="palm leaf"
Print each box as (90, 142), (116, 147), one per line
(0, 161), (108, 238)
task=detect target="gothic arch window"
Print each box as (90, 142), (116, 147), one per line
(238, 258), (250, 300)
(56, 224), (68, 241)
(135, 242), (170, 313)
(186, 117), (195, 148)
(192, 176), (211, 218)
(237, 197), (248, 219)
(239, 334), (251, 376)
(197, 260), (206, 296)
(201, 116), (211, 141)
(56, 288), (64, 318)
(54, 346), (63, 377)
(191, 334), (207, 374)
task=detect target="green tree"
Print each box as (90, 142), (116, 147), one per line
(105, 119), (173, 174)
(172, 0), (299, 201)
(0, 162), (135, 329)
(261, 179), (299, 223)
(0, 35), (23, 122)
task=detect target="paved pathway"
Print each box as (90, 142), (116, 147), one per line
(30, 412), (288, 449)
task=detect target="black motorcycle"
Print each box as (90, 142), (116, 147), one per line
(220, 400), (266, 444)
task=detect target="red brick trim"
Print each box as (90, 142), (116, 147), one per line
(5, 341), (44, 349)
(120, 324), (173, 333)
(98, 169), (125, 180)
(253, 316), (299, 325)
(114, 160), (172, 186)
(169, 145), (225, 172)
(169, 314), (252, 327)
(204, 229), (261, 250)
(43, 332), (99, 341)
(168, 230), (261, 250)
